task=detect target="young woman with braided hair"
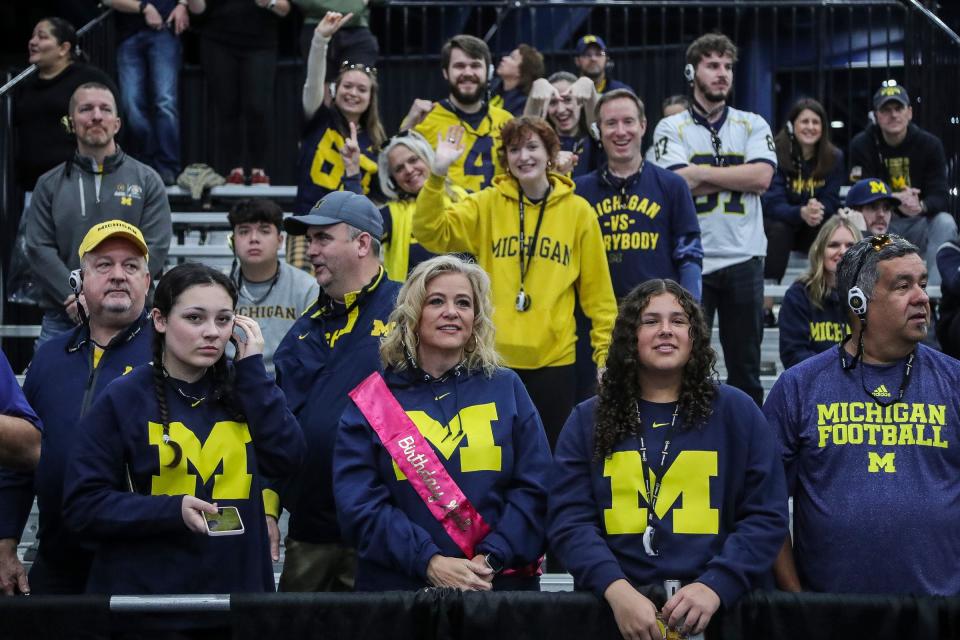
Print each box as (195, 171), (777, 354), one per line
(62, 263), (305, 594)
(548, 280), (787, 639)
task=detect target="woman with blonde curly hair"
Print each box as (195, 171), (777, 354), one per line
(778, 214), (862, 369)
(548, 279), (787, 639)
(334, 254), (552, 592)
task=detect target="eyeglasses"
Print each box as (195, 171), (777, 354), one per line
(340, 60), (377, 77)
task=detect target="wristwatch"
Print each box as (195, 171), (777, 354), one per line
(483, 553), (504, 574)
(139, 1), (148, 13)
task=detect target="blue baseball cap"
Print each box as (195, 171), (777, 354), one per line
(846, 178), (899, 209)
(576, 35), (607, 56)
(873, 82), (909, 110)
(284, 191), (383, 238)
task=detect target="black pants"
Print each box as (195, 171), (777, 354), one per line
(200, 39), (276, 172)
(516, 365), (576, 451)
(28, 546), (92, 595)
(764, 218), (821, 282)
(702, 258), (764, 406)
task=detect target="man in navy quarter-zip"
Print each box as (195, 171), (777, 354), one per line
(0, 221), (154, 595)
(23, 82), (171, 347)
(272, 191), (400, 591)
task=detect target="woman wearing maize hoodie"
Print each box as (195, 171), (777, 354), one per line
(414, 115), (616, 447)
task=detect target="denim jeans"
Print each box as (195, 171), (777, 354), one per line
(36, 309), (78, 351)
(117, 28), (182, 179)
(889, 212), (958, 287)
(702, 257), (765, 406)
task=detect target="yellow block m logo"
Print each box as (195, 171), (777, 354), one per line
(868, 451), (896, 473)
(148, 420), (252, 499)
(869, 180), (888, 194)
(603, 450), (719, 535)
(393, 402), (502, 479)
(371, 319), (395, 337)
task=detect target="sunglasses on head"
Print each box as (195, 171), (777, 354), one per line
(340, 60), (377, 77)
(869, 234), (893, 251)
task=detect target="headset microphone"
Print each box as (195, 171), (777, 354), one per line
(69, 269), (83, 296)
(67, 269), (89, 326)
(847, 286), (868, 319)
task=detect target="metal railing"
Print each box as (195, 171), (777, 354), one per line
(3, 2), (959, 340)
(367, 0), (960, 200)
(0, 9), (117, 367)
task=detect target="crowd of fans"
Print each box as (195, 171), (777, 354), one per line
(2, 6), (960, 638)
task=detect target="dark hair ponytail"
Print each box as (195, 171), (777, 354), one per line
(151, 263), (241, 468)
(40, 17), (86, 63)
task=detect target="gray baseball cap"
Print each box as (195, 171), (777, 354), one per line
(284, 191), (383, 237)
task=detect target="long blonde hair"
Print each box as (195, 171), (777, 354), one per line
(797, 215), (863, 309)
(380, 255), (500, 376)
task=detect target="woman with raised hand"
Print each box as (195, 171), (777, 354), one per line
(335, 255), (551, 591)
(376, 130), (468, 281)
(62, 263), (304, 594)
(548, 280), (787, 639)
(778, 214), (862, 369)
(413, 116), (617, 449)
(288, 10), (387, 270)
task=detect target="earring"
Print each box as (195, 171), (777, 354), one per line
(414, 332), (420, 347)
(464, 334), (478, 354)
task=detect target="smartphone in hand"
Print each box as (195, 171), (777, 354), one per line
(204, 506), (245, 536)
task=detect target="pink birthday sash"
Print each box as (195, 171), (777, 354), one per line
(348, 372), (491, 558)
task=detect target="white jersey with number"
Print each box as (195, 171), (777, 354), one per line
(647, 107), (777, 274)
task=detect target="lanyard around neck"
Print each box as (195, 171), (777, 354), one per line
(517, 188), (551, 291)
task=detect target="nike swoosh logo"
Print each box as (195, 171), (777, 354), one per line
(298, 332), (309, 340)
(434, 392), (451, 401)
(652, 422), (670, 429)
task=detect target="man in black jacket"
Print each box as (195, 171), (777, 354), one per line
(849, 81), (956, 286)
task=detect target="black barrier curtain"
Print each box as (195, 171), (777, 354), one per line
(3, 590), (960, 639)
(228, 590), (960, 640)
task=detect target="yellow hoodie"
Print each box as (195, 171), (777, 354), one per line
(414, 172), (616, 369)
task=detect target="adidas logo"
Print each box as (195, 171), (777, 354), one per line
(872, 384), (891, 398)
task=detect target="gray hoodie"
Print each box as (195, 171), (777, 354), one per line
(24, 149), (172, 310)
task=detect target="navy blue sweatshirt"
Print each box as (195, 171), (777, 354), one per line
(548, 387), (788, 606)
(273, 268), (401, 544)
(294, 104), (375, 215)
(761, 148), (844, 225)
(0, 315), (152, 582)
(335, 365), (551, 591)
(764, 344), (960, 594)
(62, 355), (305, 594)
(778, 281), (850, 369)
(936, 241), (960, 357)
(575, 163), (703, 299)
(0, 351), (40, 430)
(561, 134), (604, 179)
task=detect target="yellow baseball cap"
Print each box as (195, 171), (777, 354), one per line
(77, 220), (149, 260)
